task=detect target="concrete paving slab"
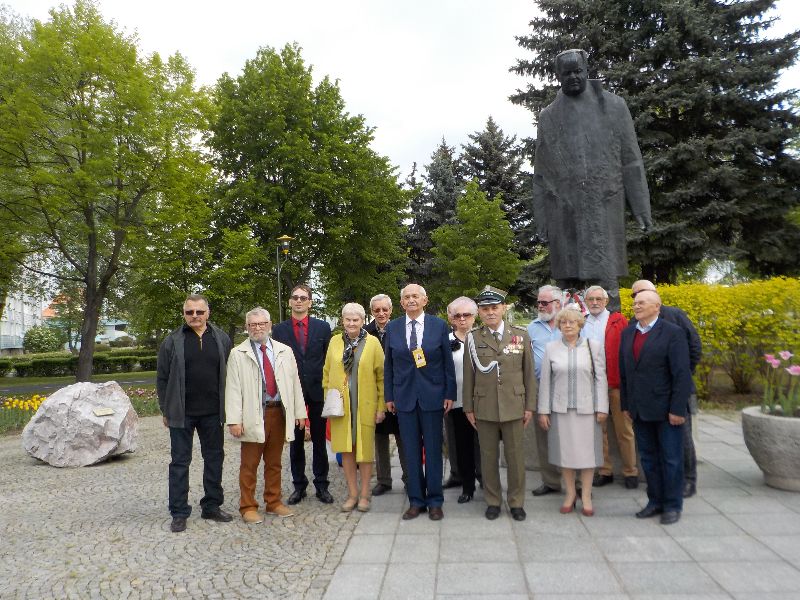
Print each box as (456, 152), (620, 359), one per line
(675, 535), (780, 562)
(711, 496), (795, 514)
(612, 561), (724, 595)
(437, 563), (527, 595)
(725, 512), (800, 536)
(380, 562), (436, 600)
(757, 535), (800, 566)
(323, 564), (386, 600)
(516, 532), (604, 563)
(595, 535), (691, 562)
(700, 560), (800, 593)
(440, 535), (517, 563)
(523, 561), (623, 593)
(581, 515), (669, 537)
(534, 595), (632, 600)
(663, 514), (746, 537)
(391, 534), (439, 564)
(440, 515), (513, 538)
(354, 511), (400, 534)
(341, 533), (394, 564)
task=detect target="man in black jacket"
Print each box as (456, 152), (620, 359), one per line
(631, 280), (702, 497)
(272, 284), (333, 504)
(365, 293), (407, 495)
(157, 294), (234, 533)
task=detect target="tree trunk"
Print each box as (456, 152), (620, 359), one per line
(75, 289), (102, 382)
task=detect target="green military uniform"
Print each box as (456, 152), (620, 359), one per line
(463, 317), (536, 510)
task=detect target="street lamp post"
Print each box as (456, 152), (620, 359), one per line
(276, 235), (294, 322)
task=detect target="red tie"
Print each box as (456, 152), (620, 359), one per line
(260, 344), (278, 397)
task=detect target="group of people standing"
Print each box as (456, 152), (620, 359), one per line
(157, 278), (700, 532)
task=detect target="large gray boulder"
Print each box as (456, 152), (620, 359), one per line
(22, 381), (138, 467)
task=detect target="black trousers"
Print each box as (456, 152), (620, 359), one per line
(684, 413), (697, 485)
(451, 407), (479, 495)
(168, 413), (224, 518)
(289, 401), (329, 491)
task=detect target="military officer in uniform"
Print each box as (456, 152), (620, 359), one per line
(463, 286), (536, 521)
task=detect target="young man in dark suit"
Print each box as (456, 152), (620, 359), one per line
(620, 290), (693, 525)
(384, 283), (456, 521)
(272, 284), (333, 504)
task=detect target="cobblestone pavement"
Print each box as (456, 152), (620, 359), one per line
(0, 415), (358, 599)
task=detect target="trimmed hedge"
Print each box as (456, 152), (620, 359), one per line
(7, 352), (157, 377)
(0, 359), (12, 377)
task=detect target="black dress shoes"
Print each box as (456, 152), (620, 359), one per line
(660, 511), (681, 525)
(316, 489), (334, 504)
(402, 505), (427, 520)
(510, 507), (526, 521)
(457, 493), (473, 504)
(532, 484), (559, 496)
(635, 505), (664, 519)
(428, 506), (444, 521)
(683, 482), (697, 498)
(287, 489), (307, 505)
(594, 474), (614, 487)
(485, 506), (501, 520)
(443, 477), (462, 489)
(201, 508), (233, 522)
(170, 517), (187, 532)
(372, 483), (392, 496)
(625, 476), (640, 489)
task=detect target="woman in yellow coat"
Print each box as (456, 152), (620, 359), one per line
(323, 302), (385, 512)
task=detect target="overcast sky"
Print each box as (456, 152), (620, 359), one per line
(5, 0), (799, 179)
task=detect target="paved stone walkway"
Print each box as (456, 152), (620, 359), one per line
(2, 412), (800, 599)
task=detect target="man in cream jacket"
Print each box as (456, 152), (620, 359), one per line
(225, 307), (306, 523)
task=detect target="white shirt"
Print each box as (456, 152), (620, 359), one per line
(487, 321), (505, 340)
(636, 316), (659, 334)
(405, 313), (425, 349)
(582, 309), (609, 343)
(449, 332), (465, 408)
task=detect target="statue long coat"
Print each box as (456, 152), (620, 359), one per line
(533, 81), (651, 281)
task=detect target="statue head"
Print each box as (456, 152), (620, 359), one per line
(555, 49), (589, 97)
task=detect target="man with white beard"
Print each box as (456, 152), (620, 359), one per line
(527, 285), (564, 496)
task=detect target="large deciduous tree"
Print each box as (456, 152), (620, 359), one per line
(512, 0), (800, 282)
(429, 181), (523, 308)
(0, 0), (209, 379)
(207, 44), (408, 315)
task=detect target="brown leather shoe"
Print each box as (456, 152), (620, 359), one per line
(428, 506), (444, 521)
(402, 505), (426, 520)
(242, 511), (263, 524)
(266, 504), (294, 518)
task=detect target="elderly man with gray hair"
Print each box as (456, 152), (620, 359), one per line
(365, 293), (408, 496)
(527, 285), (564, 496)
(225, 307), (306, 524)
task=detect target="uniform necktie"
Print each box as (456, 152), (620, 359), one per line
(260, 344), (278, 397)
(494, 331), (501, 344)
(410, 319), (418, 350)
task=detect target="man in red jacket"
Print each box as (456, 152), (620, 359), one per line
(581, 286), (639, 489)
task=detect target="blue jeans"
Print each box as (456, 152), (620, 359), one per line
(398, 405), (444, 508)
(168, 414), (225, 518)
(634, 417), (684, 513)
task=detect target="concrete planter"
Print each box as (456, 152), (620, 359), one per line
(741, 406), (800, 492)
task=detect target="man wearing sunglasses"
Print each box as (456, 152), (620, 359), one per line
(157, 294), (234, 533)
(526, 285), (564, 496)
(273, 284), (334, 505)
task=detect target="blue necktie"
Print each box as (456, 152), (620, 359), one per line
(410, 319), (418, 350)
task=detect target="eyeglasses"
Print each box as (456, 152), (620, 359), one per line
(452, 313), (474, 319)
(585, 297), (605, 303)
(372, 307), (391, 313)
(247, 321), (270, 328)
(630, 291), (641, 298)
(536, 299), (557, 307)
(290, 295), (310, 301)
(184, 310), (206, 316)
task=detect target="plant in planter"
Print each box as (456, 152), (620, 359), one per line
(761, 351), (800, 417)
(742, 350), (800, 492)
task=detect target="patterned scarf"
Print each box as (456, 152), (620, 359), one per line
(342, 328), (368, 374)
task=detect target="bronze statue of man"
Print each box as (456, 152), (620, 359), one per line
(532, 49), (652, 311)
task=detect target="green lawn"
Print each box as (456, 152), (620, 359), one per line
(0, 370), (156, 389)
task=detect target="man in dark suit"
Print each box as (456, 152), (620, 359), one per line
(631, 279), (702, 498)
(384, 283), (456, 521)
(272, 283), (333, 505)
(365, 293), (408, 496)
(620, 290), (692, 525)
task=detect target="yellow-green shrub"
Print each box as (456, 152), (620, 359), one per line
(620, 277), (800, 398)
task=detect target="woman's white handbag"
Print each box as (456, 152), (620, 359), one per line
(321, 388), (344, 418)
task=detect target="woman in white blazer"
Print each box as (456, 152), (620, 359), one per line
(538, 307), (608, 516)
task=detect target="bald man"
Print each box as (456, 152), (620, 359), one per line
(631, 280), (702, 498)
(620, 290), (692, 525)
